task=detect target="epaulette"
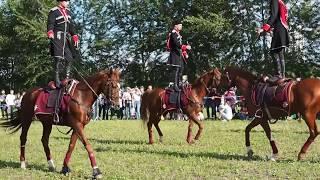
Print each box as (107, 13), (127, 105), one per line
(50, 7), (59, 11)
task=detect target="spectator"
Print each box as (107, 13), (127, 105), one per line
(139, 86), (145, 95)
(147, 85), (152, 91)
(122, 87), (132, 119)
(0, 90), (7, 118)
(97, 94), (106, 120)
(218, 97), (233, 122)
(6, 90), (16, 118)
(224, 87), (237, 111)
(92, 99), (99, 121)
(132, 87), (142, 119)
(14, 92), (22, 109)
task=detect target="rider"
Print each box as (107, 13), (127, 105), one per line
(166, 20), (191, 91)
(47, 0), (79, 122)
(257, 0), (289, 78)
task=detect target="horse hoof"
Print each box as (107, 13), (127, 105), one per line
(247, 150), (254, 159)
(159, 136), (163, 143)
(298, 153), (306, 161)
(268, 153), (278, 162)
(61, 166), (71, 175)
(93, 168), (103, 179)
(48, 166), (56, 172)
(20, 161), (27, 169)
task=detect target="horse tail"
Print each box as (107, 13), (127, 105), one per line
(0, 110), (22, 134)
(141, 91), (150, 126)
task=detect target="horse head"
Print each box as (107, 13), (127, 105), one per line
(196, 67), (222, 94)
(100, 68), (121, 108)
(220, 66), (257, 92)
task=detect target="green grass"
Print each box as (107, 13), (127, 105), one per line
(0, 119), (320, 179)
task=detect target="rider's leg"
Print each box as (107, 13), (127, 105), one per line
(54, 57), (62, 88)
(271, 50), (281, 77)
(279, 48), (286, 78)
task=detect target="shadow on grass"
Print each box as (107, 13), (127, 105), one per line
(0, 160), (48, 172)
(53, 136), (145, 145)
(226, 129), (308, 134)
(95, 147), (265, 161)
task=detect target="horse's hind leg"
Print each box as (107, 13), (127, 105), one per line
(40, 121), (55, 171)
(147, 121), (154, 144)
(260, 120), (279, 161)
(245, 118), (261, 158)
(154, 119), (163, 143)
(298, 111), (318, 160)
(20, 118), (32, 169)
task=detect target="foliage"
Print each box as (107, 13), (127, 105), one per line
(0, 0), (319, 91)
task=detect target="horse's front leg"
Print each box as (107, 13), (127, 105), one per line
(61, 131), (78, 175)
(186, 119), (194, 144)
(73, 123), (102, 179)
(245, 118), (261, 158)
(260, 120), (279, 161)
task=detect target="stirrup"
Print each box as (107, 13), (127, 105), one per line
(53, 113), (59, 123)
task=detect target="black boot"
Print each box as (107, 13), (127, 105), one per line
(174, 67), (181, 92)
(55, 58), (62, 88)
(53, 88), (63, 123)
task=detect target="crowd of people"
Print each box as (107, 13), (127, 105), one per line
(0, 89), (25, 119)
(91, 85), (152, 120)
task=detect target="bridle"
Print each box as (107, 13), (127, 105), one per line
(104, 79), (120, 106)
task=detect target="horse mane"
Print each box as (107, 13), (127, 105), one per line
(225, 66), (257, 82)
(76, 69), (110, 90)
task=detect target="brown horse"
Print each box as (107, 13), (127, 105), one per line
(141, 68), (221, 144)
(220, 66), (320, 161)
(1, 69), (120, 179)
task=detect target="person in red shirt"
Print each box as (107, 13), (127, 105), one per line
(257, 0), (289, 78)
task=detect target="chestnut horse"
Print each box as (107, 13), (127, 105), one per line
(220, 66), (320, 161)
(1, 69), (120, 179)
(141, 68), (221, 144)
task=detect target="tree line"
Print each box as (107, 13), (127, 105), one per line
(0, 0), (319, 90)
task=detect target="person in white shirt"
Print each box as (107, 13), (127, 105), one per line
(122, 87), (132, 119)
(5, 90), (16, 117)
(218, 96), (233, 121)
(132, 87), (142, 119)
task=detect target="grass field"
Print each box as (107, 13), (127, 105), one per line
(0, 119), (320, 179)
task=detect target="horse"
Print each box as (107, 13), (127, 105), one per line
(0, 68), (121, 179)
(220, 66), (320, 161)
(141, 68), (221, 144)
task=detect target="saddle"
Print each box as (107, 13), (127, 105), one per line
(34, 79), (79, 122)
(161, 84), (192, 111)
(252, 76), (293, 108)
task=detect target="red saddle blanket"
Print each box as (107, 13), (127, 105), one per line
(251, 81), (294, 108)
(34, 90), (71, 115)
(161, 85), (192, 111)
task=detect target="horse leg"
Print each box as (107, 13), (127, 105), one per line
(186, 120), (194, 144)
(147, 121), (154, 144)
(245, 118), (261, 158)
(73, 123), (102, 179)
(61, 131), (77, 175)
(20, 119), (32, 169)
(260, 120), (279, 161)
(40, 122), (55, 171)
(192, 116), (204, 141)
(298, 112), (318, 160)
(154, 120), (163, 143)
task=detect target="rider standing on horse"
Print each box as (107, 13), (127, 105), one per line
(47, 0), (79, 122)
(47, 0), (79, 88)
(166, 20), (191, 91)
(257, 0), (289, 78)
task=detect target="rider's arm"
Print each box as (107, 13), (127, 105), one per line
(262, 0), (279, 32)
(47, 10), (55, 38)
